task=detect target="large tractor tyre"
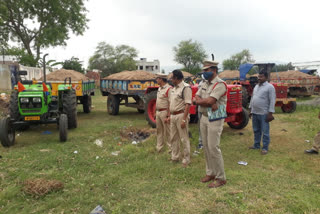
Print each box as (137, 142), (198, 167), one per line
(144, 91), (157, 128)
(59, 114), (68, 142)
(9, 91), (30, 131)
(63, 91), (78, 129)
(107, 94), (120, 115)
(83, 95), (92, 113)
(227, 107), (249, 130)
(0, 117), (15, 147)
(281, 101), (297, 113)
(242, 87), (249, 108)
(9, 91), (20, 120)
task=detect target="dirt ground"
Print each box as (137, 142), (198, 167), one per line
(297, 96), (320, 106)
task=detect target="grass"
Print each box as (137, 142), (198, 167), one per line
(1, 91), (320, 213)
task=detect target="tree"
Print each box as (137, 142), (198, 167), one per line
(63, 57), (85, 73)
(275, 63), (294, 72)
(3, 46), (37, 66)
(173, 39), (207, 74)
(88, 42), (138, 77)
(0, 0), (88, 66)
(222, 49), (255, 70)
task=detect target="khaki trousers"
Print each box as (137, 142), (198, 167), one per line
(156, 110), (171, 152)
(312, 131), (320, 151)
(170, 113), (190, 164)
(200, 115), (226, 180)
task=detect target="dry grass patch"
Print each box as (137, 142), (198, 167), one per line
(22, 178), (64, 197)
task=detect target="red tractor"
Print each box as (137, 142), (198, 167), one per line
(234, 63), (297, 113)
(144, 80), (249, 129)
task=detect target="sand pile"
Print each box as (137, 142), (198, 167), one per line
(167, 71), (193, 79)
(103, 70), (157, 80)
(22, 178), (64, 197)
(269, 70), (316, 79)
(218, 70), (240, 79)
(39, 69), (89, 81)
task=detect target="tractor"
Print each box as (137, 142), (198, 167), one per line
(236, 63), (297, 113)
(0, 54), (77, 147)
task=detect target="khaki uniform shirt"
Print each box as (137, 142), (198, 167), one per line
(196, 76), (227, 115)
(156, 83), (171, 110)
(169, 81), (192, 112)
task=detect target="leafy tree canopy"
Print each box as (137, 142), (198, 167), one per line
(222, 49), (255, 70)
(173, 39), (207, 75)
(63, 56), (84, 73)
(88, 42), (138, 77)
(0, 0), (88, 66)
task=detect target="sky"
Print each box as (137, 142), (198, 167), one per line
(45, 0), (320, 72)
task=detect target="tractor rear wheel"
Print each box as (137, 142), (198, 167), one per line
(59, 114), (68, 142)
(227, 107), (249, 129)
(242, 87), (249, 108)
(107, 94), (120, 115)
(0, 117), (15, 147)
(9, 91), (30, 131)
(281, 101), (296, 113)
(63, 90), (77, 129)
(83, 95), (92, 113)
(144, 91), (157, 128)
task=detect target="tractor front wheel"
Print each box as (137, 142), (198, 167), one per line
(281, 101), (296, 113)
(0, 117), (15, 147)
(59, 114), (68, 142)
(144, 91), (157, 128)
(227, 107), (249, 129)
(107, 95), (120, 115)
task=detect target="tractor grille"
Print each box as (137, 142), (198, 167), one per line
(228, 91), (242, 109)
(22, 109), (41, 113)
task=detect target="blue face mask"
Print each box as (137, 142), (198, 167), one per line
(202, 71), (213, 80)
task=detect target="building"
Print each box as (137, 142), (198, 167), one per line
(136, 58), (160, 74)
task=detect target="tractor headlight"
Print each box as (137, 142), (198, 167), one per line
(32, 97), (41, 103)
(20, 97), (29, 103)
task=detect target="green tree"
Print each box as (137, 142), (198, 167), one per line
(274, 63), (294, 72)
(63, 57), (85, 73)
(222, 49), (255, 70)
(173, 39), (207, 74)
(88, 42), (138, 77)
(3, 46), (37, 66)
(0, 0), (88, 66)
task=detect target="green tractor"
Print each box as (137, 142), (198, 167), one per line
(0, 54), (77, 147)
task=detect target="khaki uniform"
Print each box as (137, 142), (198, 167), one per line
(196, 76), (227, 180)
(312, 132), (320, 151)
(156, 83), (171, 152)
(169, 81), (192, 164)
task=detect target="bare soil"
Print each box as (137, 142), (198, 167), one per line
(120, 127), (155, 142)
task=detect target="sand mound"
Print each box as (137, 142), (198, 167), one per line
(39, 69), (89, 81)
(269, 70), (316, 79)
(218, 70), (240, 79)
(103, 70), (157, 80)
(167, 71), (193, 79)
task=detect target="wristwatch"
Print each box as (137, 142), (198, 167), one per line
(182, 119), (186, 123)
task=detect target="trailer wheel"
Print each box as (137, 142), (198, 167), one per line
(107, 94), (120, 115)
(0, 117), (15, 147)
(63, 90), (77, 129)
(83, 95), (92, 113)
(137, 108), (145, 114)
(144, 91), (157, 128)
(281, 101), (296, 113)
(227, 107), (249, 129)
(59, 114), (68, 142)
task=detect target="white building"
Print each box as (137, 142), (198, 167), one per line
(136, 58), (160, 74)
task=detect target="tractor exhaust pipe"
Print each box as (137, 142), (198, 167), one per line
(43, 54), (48, 84)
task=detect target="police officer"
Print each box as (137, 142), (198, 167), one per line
(167, 69), (192, 167)
(194, 60), (227, 188)
(155, 75), (172, 153)
(305, 111), (320, 154)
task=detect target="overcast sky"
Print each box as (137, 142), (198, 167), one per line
(46, 0), (320, 71)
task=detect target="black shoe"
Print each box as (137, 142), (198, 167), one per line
(304, 149), (319, 154)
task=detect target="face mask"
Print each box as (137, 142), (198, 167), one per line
(202, 71), (213, 80)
